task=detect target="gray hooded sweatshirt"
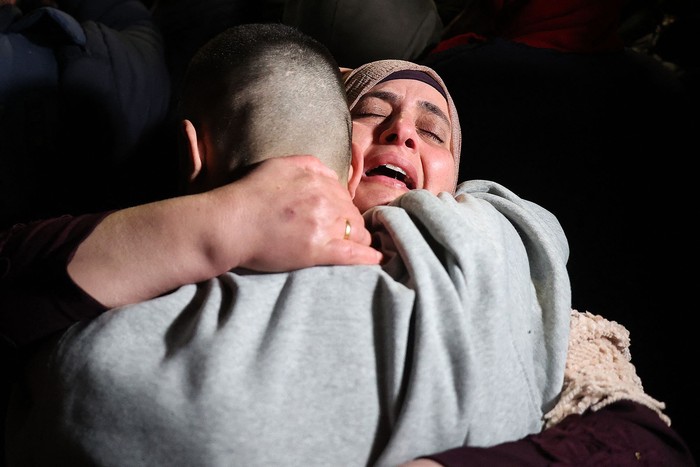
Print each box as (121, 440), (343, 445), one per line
(7, 180), (571, 467)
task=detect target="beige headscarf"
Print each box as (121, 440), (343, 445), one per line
(343, 59), (462, 189)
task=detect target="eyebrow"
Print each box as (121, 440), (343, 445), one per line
(360, 90), (451, 127)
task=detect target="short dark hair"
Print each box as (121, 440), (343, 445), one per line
(178, 23), (352, 183)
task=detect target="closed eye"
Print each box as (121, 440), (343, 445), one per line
(352, 112), (387, 120)
(351, 96), (391, 121)
(419, 129), (444, 144)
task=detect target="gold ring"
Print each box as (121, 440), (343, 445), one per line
(343, 219), (352, 240)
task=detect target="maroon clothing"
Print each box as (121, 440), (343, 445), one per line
(424, 401), (696, 466)
(0, 213), (110, 349)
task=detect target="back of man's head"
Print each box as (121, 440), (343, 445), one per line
(178, 23), (352, 185)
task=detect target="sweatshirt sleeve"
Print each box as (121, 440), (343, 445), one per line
(0, 213), (111, 349)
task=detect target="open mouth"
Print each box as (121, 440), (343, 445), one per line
(365, 164), (415, 189)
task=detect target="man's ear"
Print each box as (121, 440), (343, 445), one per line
(347, 143), (363, 198)
(182, 119), (204, 182)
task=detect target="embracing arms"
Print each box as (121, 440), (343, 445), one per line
(1, 156), (380, 348)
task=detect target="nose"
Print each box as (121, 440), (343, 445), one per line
(380, 116), (416, 150)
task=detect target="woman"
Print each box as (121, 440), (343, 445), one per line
(344, 60), (691, 465)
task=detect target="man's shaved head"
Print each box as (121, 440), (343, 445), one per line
(179, 23), (352, 185)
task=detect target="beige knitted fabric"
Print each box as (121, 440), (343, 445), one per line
(544, 309), (670, 428)
(343, 60), (462, 190)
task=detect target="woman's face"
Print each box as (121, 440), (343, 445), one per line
(350, 78), (456, 213)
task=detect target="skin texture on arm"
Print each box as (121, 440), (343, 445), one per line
(69, 155), (380, 308)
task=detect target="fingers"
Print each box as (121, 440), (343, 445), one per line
(336, 210), (372, 246)
(238, 154), (382, 268)
(283, 154), (339, 180)
(322, 216), (381, 265)
(324, 239), (383, 266)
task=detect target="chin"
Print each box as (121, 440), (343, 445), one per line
(355, 189), (404, 213)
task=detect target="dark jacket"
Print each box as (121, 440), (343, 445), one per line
(0, 1), (172, 228)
